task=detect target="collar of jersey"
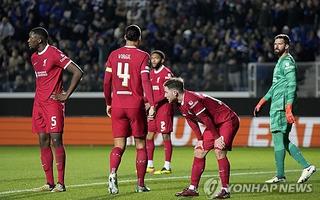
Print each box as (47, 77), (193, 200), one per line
(154, 65), (165, 74)
(38, 44), (49, 55)
(124, 45), (137, 48)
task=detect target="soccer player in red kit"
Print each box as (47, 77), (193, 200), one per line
(145, 50), (174, 175)
(104, 24), (155, 194)
(164, 78), (239, 199)
(28, 27), (83, 192)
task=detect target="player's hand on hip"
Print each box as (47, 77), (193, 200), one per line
(285, 104), (295, 124)
(51, 91), (68, 102)
(106, 105), (112, 117)
(214, 136), (225, 150)
(148, 106), (156, 120)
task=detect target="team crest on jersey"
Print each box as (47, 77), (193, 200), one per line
(284, 62), (294, 70)
(188, 101), (193, 106)
(42, 59), (47, 67)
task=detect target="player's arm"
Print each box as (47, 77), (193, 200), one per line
(104, 63), (112, 117)
(141, 55), (155, 118)
(52, 62), (83, 101)
(284, 59), (297, 123)
(190, 100), (220, 140)
(254, 83), (273, 116)
(186, 118), (203, 140)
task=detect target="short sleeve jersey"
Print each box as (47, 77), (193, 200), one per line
(150, 65), (173, 105)
(105, 46), (150, 108)
(31, 45), (71, 102)
(178, 91), (236, 125)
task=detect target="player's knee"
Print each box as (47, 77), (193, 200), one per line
(51, 137), (63, 147)
(134, 138), (145, 149)
(162, 134), (170, 141)
(194, 149), (206, 158)
(39, 135), (50, 147)
(146, 132), (154, 140)
(214, 149), (226, 160)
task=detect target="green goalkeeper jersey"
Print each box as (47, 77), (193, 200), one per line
(263, 53), (297, 132)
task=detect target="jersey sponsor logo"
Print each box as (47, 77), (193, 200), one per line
(152, 85), (160, 90)
(118, 54), (131, 60)
(284, 62), (294, 70)
(35, 71), (48, 78)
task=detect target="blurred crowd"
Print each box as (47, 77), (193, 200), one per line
(0, 0), (320, 92)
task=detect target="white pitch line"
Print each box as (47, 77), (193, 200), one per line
(0, 169), (302, 195)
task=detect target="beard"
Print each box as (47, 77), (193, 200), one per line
(274, 48), (285, 57)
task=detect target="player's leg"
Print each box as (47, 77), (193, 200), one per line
(32, 102), (55, 192)
(146, 129), (155, 173)
(213, 115), (239, 199)
(130, 107), (150, 192)
(108, 137), (126, 194)
(214, 149), (231, 199)
(283, 126), (316, 183)
(42, 101), (66, 192)
(162, 133), (172, 171)
(266, 131), (287, 183)
(108, 107), (129, 194)
(154, 106), (174, 175)
(34, 133), (55, 191)
(134, 137), (150, 192)
(50, 133), (66, 192)
(175, 147), (208, 197)
(154, 132), (172, 174)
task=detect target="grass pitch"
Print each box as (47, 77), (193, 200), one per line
(0, 146), (319, 200)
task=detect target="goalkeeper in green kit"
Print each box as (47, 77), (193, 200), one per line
(254, 34), (316, 183)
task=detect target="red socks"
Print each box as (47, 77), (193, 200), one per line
(55, 146), (66, 185)
(218, 157), (230, 187)
(146, 139), (155, 161)
(136, 148), (147, 186)
(109, 147), (124, 173)
(190, 157), (206, 188)
(163, 140), (172, 162)
(40, 147), (54, 185)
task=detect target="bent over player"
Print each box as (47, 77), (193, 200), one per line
(164, 77), (239, 199)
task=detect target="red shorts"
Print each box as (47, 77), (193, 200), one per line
(111, 107), (147, 138)
(203, 115), (239, 151)
(32, 99), (65, 133)
(148, 103), (173, 134)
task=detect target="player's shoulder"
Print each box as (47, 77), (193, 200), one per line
(282, 54), (296, 70)
(163, 65), (172, 72)
(183, 91), (201, 109)
(48, 45), (62, 53)
(282, 54), (296, 65)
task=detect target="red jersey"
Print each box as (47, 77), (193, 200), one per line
(150, 65), (173, 105)
(104, 46), (154, 108)
(31, 45), (71, 102)
(178, 90), (238, 140)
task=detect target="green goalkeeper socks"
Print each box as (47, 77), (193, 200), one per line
(274, 149), (285, 178)
(273, 132), (285, 178)
(288, 143), (310, 169)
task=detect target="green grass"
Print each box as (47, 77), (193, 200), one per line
(0, 146), (319, 200)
